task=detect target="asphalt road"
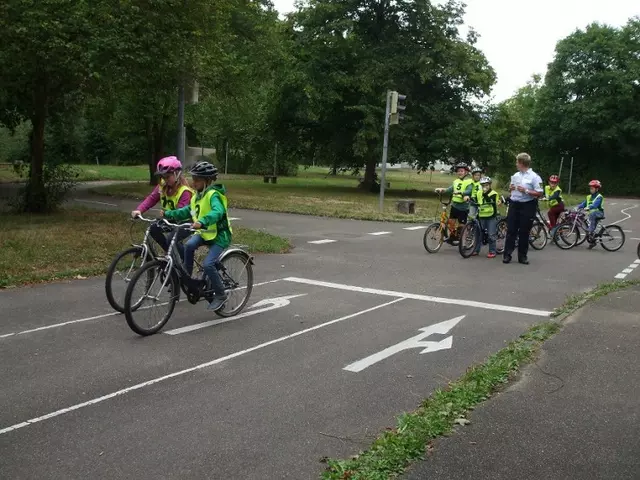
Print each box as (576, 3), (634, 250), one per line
(1, 189), (639, 479)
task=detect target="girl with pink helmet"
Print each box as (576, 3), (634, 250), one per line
(131, 156), (194, 255)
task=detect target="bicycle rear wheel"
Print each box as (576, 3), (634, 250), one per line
(528, 220), (548, 250)
(599, 225), (625, 252)
(214, 251), (254, 318)
(423, 222), (446, 253)
(105, 246), (149, 313)
(124, 260), (179, 336)
(495, 219), (507, 254)
(458, 222), (479, 258)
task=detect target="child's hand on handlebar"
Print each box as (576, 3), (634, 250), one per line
(131, 210), (141, 219)
(463, 195), (470, 202)
(434, 188), (444, 194)
(192, 221), (203, 229)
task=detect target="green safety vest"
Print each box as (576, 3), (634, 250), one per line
(190, 189), (233, 241)
(544, 185), (563, 207)
(586, 193), (604, 212)
(452, 177), (473, 204)
(160, 184), (194, 211)
(476, 189), (498, 218)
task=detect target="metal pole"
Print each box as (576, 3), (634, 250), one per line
(177, 85), (186, 162)
(225, 139), (229, 175)
(379, 90), (392, 212)
(558, 156), (564, 179)
(568, 156), (574, 194)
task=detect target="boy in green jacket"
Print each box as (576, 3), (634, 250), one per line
(163, 161), (232, 311)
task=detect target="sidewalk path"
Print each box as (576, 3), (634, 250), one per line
(403, 284), (640, 480)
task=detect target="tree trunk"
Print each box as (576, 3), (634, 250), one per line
(360, 156), (379, 192)
(25, 84), (48, 212)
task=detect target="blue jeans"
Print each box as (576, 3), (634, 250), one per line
(588, 211), (604, 234)
(474, 217), (497, 254)
(183, 235), (226, 296)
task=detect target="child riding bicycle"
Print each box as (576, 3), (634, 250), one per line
(576, 179), (605, 249)
(542, 174), (565, 228)
(435, 162), (473, 243)
(131, 156), (194, 257)
(473, 176), (499, 258)
(162, 161), (232, 311)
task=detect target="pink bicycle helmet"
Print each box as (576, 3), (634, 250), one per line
(155, 156), (183, 175)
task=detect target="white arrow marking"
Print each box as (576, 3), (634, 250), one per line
(343, 315), (465, 373)
(164, 294), (307, 335)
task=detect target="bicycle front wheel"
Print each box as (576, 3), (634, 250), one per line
(599, 225), (625, 252)
(458, 222), (479, 258)
(105, 246), (149, 313)
(124, 260), (179, 336)
(528, 221), (548, 250)
(553, 223), (579, 250)
(423, 222), (446, 253)
(215, 251), (254, 318)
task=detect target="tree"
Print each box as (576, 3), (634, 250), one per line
(0, 0), (99, 212)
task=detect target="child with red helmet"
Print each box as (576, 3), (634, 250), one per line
(131, 156), (194, 254)
(543, 174), (565, 228)
(576, 180), (604, 248)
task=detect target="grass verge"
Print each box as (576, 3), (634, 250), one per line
(321, 321), (561, 480)
(0, 164), (150, 183)
(551, 278), (640, 319)
(0, 208), (291, 288)
(321, 279), (640, 480)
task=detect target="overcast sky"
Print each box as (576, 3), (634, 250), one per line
(271, 0), (639, 102)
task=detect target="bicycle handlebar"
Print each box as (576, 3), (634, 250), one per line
(132, 214), (198, 232)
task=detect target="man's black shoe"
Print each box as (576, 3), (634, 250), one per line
(518, 256), (529, 265)
(503, 254), (512, 264)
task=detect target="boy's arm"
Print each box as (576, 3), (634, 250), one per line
(198, 195), (225, 228)
(164, 205), (191, 222)
(577, 200), (586, 209)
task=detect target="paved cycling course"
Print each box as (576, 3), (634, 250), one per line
(1, 198), (638, 479)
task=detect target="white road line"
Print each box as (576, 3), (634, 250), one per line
(622, 268), (634, 274)
(615, 273), (627, 279)
(623, 230), (633, 233)
(630, 264), (639, 269)
(0, 279), (284, 339)
(0, 298), (404, 436)
(610, 205), (638, 225)
(635, 259), (640, 265)
(308, 239), (337, 244)
(403, 226), (427, 230)
(368, 231), (392, 236)
(229, 217), (241, 221)
(74, 199), (118, 207)
(610, 203), (618, 206)
(283, 277), (551, 317)
(631, 238), (640, 241)
(165, 294), (308, 335)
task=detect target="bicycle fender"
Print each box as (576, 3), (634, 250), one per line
(220, 247), (255, 265)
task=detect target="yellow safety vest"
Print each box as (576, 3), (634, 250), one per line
(190, 189), (232, 241)
(544, 185), (563, 207)
(476, 189), (498, 218)
(452, 177), (473, 204)
(160, 184), (194, 211)
(586, 193), (604, 212)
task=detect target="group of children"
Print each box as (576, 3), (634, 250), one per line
(131, 156), (233, 311)
(435, 163), (606, 256)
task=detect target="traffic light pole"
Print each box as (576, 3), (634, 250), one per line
(379, 90), (392, 213)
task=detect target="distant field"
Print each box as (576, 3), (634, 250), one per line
(0, 164), (149, 183)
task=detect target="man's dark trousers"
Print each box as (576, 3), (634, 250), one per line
(504, 199), (537, 259)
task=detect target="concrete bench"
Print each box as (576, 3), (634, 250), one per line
(263, 175), (278, 184)
(397, 199), (416, 214)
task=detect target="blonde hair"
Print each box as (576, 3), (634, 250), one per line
(516, 152), (532, 167)
(161, 173), (189, 196)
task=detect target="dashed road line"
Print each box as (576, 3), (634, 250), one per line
(610, 205), (638, 225)
(614, 259), (640, 280)
(308, 239), (337, 244)
(368, 231), (392, 236)
(403, 226), (428, 230)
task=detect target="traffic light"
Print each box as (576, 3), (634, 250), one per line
(389, 91), (406, 125)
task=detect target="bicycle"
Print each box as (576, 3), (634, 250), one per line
(553, 210), (625, 252)
(123, 215), (254, 336)
(501, 196), (548, 250)
(458, 201), (507, 258)
(423, 193), (463, 253)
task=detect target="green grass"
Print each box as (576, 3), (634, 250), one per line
(551, 278), (640, 319)
(321, 322), (562, 480)
(0, 208), (291, 288)
(0, 164), (149, 183)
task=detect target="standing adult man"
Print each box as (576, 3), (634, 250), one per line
(503, 153), (543, 265)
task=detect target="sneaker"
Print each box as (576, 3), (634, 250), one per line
(471, 252), (479, 256)
(207, 293), (228, 311)
(487, 252), (496, 258)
